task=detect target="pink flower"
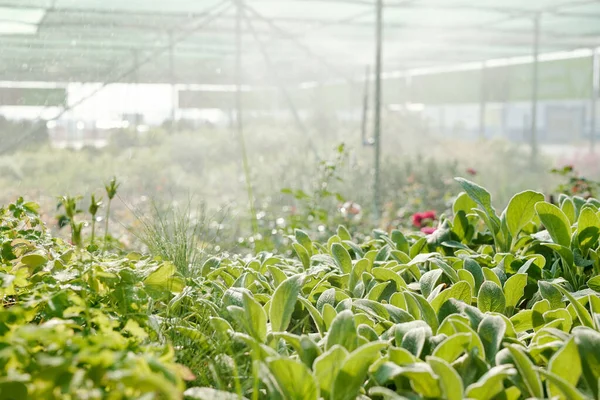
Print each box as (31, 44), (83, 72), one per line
(466, 168), (477, 176)
(412, 210), (436, 228)
(412, 213), (424, 227)
(422, 210), (436, 220)
(421, 227), (437, 234)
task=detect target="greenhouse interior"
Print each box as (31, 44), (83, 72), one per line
(2, 1), (600, 399)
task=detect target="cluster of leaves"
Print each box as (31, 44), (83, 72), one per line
(4, 176), (600, 399)
(0, 200), (192, 399)
(187, 178), (600, 399)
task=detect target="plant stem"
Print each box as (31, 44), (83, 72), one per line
(90, 218), (96, 246)
(104, 199), (112, 250)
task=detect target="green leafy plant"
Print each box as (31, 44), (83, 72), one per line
(104, 176), (120, 250)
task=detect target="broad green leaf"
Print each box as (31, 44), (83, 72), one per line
(506, 190), (544, 238)
(270, 274), (305, 332)
(314, 345), (349, 399)
(538, 369), (587, 400)
(478, 281), (506, 314)
(331, 342), (387, 400)
(267, 358), (318, 400)
(326, 310), (358, 351)
(295, 229), (313, 254)
(547, 337), (582, 400)
(293, 243), (311, 269)
(401, 326), (430, 357)
(420, 269), (443, 299)
(144, 262), (176, 288)
(453, 191), (478, 215)
(455, 178), (497, 222)
(430, 281), (472, 313)
(331, 243), (352, 274)
(538, 281), (564, 309)
(431, 333), (472, 363)
(242, 292), (267, 342)
(588, 275), (600, 292)
(464, 258), (485, 293)
(20, 252), (47, 268)
(507, 345), (543, 399)
(478, 315), (506, 364)
(535, 202), (572, 248)
(573, 327), (600, 398)
(510, 309), (533, 332)
(337, 225), (352, 241)
(299, 297), (326, 336)
(427, 356), (464, 400)
(316, 288), (336, 312)
(561, 198), (577, 224)
(554, 285), (594, 328)
(577, 207), (600, 254)
(465, 365), (517, 400)
(503, 273), (527, 316)
(482, 267), (502, 287)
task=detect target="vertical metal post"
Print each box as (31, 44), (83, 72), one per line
(530, 14), (541, 160)
(235, 0), (258, 236)
(168, 31), (176, 133)
(235, 3), (242, 133)
(591, 47), (599, 152)
(479, 62), (486, 139)
(361, 65), (370, 146)
(373, 0), (383, 221)
(132, 50), (140, 125)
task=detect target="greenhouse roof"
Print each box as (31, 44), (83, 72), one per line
(1, 0), (600, 85)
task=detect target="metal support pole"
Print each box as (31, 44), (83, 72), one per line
(591, 47), (599, 152)
(132, 50), (140, 125)
(235, 0), (258, 236)
(479, 62), (486, 140)
(373, 0), (383, 221)
(530, 14), (541, 160)
(361, 65), (371, 146)
(168, 31), (176, 133)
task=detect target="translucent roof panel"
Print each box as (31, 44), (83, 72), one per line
(0, 0), (599, 84)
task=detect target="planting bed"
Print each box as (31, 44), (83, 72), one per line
(2, 178), (600, 399)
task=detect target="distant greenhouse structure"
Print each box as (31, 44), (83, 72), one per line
(1, 1), (600, 171)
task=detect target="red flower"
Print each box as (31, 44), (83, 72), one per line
(421, 227), (437, 234)
(412, 210), (436, 228)
(422, 210), (436, 220)
(466, 168), (477, 176)
(412, 213), (424, 227)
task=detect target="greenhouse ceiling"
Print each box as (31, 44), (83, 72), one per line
(1, 0), (600, 85)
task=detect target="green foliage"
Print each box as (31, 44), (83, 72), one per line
(4, 177), (600, 398)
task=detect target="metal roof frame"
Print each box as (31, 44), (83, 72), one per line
(0, 0), (600, 85)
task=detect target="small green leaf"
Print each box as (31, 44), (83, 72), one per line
(506, 190), (544, 238)
(577, 207), (600, 254)
(535, 202), (572, 248)
(478, 281), (506, 314)
(430, 281), (472, 313)
(503, 273), (527, 316)
(331, 243), (352, 274)
(478, 315), (506, 364)
(326, 310), (358, 351)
